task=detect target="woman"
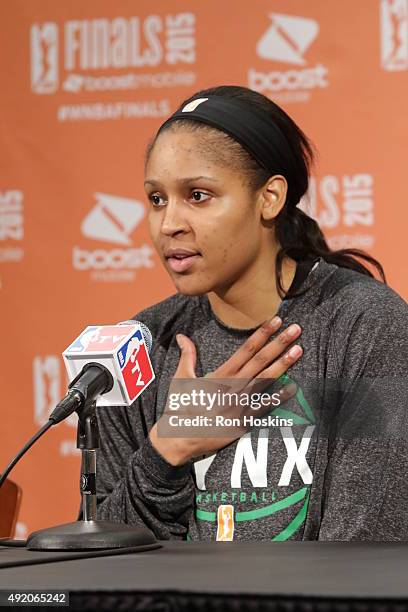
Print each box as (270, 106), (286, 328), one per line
(94, 86), (408, 541)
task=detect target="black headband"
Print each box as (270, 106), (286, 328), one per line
(157, 96), (296, 178)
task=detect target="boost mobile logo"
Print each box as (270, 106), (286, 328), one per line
(81, 192), (144, 246)
(30, 23), (59, 94)
(256, 13), (319, 65)
(381, 0), (408, 71)
(249, 12), (328, 99)
(73, 193), (154, 278)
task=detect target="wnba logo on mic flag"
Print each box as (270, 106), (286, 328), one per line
(117, 331), (154, 402)
(63, 324), (155, 406)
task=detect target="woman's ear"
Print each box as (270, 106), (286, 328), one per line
(259, 175), (288, 221)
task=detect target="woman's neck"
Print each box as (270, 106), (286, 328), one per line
(206, 257), (297, 330)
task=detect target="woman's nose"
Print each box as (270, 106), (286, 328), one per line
(160, 199), (189, 236)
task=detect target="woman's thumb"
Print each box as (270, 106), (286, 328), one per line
(174, 334), (197, 378)
(176, 334), (184, 351)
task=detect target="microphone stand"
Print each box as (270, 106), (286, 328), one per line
(26, 399), (159, 551)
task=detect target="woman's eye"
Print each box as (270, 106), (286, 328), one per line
(149, 191), (210, 206)
(150, 194), (165, 207)
(191, 191), (210, 203)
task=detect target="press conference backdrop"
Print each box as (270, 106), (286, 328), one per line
(1, 0), (407, 538)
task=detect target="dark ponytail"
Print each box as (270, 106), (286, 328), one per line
(149, 85), (386, 297)
(275, 206), (386, 296)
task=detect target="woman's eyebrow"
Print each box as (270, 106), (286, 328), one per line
(144, 176), (219, 187)
(179, 176), (220, 184)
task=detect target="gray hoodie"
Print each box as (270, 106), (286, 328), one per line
(93, 257), (408, 541)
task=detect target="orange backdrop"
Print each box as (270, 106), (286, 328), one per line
(1, 0), (407, 538)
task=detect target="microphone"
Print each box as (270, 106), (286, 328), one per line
(15, 319), (159, 551)
(49, 320), (154, 424)
(118, 320), (153, 353)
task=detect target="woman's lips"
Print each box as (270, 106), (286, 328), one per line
(166, 254), (201, 273)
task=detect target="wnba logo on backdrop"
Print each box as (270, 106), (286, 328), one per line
(30, 23), (59, 94)
(33, 356), (77, 455)
(73, 192), (155, 282)
(33, 356), (61, 426)
(248, 13), (329, 103)
(0, 190), (24, 264)
(299, 173), (375, 250)
(29, 14), (196, 96)
(380, 0), (408, 71)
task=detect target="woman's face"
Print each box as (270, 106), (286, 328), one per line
(144, 128), (266, 296)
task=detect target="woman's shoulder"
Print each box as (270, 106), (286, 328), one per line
(315, 260), (408, 324)
(310, 263), (408, 378)
(310, 261), (408, 378)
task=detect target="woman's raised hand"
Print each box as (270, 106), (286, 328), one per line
(149, 316), (302, 465)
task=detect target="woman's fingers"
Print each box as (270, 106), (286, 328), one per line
(215, 316), (283, 377)
(236, 323), (302, 379)
(258, 344), (303, 382)
(173, 334), (198, 379)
